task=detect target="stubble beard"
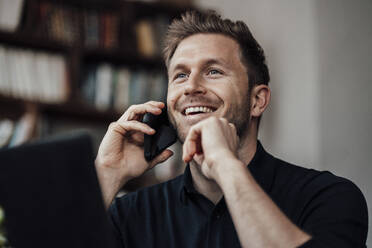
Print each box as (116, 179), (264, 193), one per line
(168, 94), (251, 145)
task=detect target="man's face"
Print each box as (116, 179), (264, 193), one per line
(167, 33), (251, 142)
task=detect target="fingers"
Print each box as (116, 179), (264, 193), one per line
(182, 125), (201, 163)
(109, 120), (155, 136)
(118, 101), (165, 122)
(182, 117), (238, 163)
(149, 149), (174, 168)
(228, 122), (237, 137)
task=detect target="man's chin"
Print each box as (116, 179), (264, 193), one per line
(175, 127), (188, 144)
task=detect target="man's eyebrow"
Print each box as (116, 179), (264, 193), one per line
(169, 58), (229, 73)
(202, 58), (228, 68)
(169, 64), (189, 74)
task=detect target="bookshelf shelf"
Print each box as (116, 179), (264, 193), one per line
(42, 102), (121, 123)
(0, 31), (72, 53)
(82, 48), (165, 69)
(0, 95), (121, 122)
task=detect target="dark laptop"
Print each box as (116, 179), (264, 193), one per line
(0, 132), (117, 248)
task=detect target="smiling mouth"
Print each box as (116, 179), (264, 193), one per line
(182, 106), (217, 116)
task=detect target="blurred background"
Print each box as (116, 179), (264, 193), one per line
(0, 0), (371, 245)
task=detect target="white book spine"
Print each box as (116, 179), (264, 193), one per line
(35, 53), (52, 103)
(95, 63), (113, 110)
(114, 68), (131, 112)
(0, 45), (9, 95)
(0, 0), (24, 32)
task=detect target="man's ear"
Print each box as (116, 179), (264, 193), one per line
(250, 84), (271, 118)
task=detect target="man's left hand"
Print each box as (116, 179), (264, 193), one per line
(182, 116), (240, 180)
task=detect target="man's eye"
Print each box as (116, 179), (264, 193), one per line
(175, 73), (187, 79)
(208, 69), (221, 75)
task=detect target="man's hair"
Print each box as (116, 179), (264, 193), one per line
(163, 10), (270, 88)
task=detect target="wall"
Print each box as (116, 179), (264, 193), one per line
(196, 0), (371, 245)
(316, 0), (372, 246)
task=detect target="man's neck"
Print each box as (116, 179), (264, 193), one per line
(189, 132), (258, 205)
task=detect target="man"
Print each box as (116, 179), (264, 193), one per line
(95, 11), (368, 248)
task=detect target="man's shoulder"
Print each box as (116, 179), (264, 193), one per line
(268, 153), (354, 190)
(266, 152), (366, 211)
(254, 143), (350, 194)
(266, 152), (367, 229)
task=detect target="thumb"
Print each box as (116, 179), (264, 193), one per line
(149, 149), (174, 168)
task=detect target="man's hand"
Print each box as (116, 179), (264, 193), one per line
(95, 101), (174, 208)
(182, 117), (240, 180)
(183, 117), (311, 248)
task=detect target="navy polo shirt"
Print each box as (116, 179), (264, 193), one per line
(109, 142), (368, 247)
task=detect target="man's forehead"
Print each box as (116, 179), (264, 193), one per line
(168, 33), (240, 71)
(169, 57), (230, 71)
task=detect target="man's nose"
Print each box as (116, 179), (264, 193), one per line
(184, 74), (206, 95)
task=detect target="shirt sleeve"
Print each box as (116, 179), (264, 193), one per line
(297, 178), (368, 248)
(108, 199), (126, 248)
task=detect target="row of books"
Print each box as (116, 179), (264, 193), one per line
(29, 2), (120, 48)
(81, 63), (168, 112)
(36, 2), (81, 45)
(83, 9), (119, 49)
(22, 1), (172, 56)
(0, 45), (69, 103)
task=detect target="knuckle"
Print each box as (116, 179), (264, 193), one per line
(188, 125), (196, 134)
(126, 105), (137, 112)
(220, 118), (228, 123)
(108, 122), (118, 130)
(207, 116), (218, 123)
(108, 122), (126, 134)
(132, 104), (140, 109)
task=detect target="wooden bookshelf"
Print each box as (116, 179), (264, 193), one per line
(0, 0), (195, 145)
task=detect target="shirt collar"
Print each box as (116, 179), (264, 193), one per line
(247, 140), (275, 194)
(179, 163), (196, 204)
(179, 140), (275, 204)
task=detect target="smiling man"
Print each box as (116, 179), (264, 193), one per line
(95, 11), (368, 248)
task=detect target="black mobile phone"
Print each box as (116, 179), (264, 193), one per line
(142, 108), (177, 161)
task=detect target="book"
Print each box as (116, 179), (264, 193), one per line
(129, 69), (149, 104)
(135, 19), (156, 57)
(0, 46), (10, 96)
(149, 71), (167, 102)
(95, 63), (113, 110)
(0, 0), (24, 32)
(114, 68), (131, 112)
(103, 13), (119, 49)
(8, 109), (38, 147)
(34, 52), (52, 103)
(81, 65), (97, 105)
(0, 119), (14, 148)
(52, 55), (69, 102)
(17, 49), (34, 101)
(84, 11), (100, 48)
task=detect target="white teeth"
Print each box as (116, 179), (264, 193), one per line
(185, 106), (214, 115)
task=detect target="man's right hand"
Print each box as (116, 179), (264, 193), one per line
(95, 101), (174, 208)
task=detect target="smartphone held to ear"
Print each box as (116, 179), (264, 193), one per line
(142, 108), (177, 161)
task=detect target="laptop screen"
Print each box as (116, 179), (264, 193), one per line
(0, 133), (117, 248)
